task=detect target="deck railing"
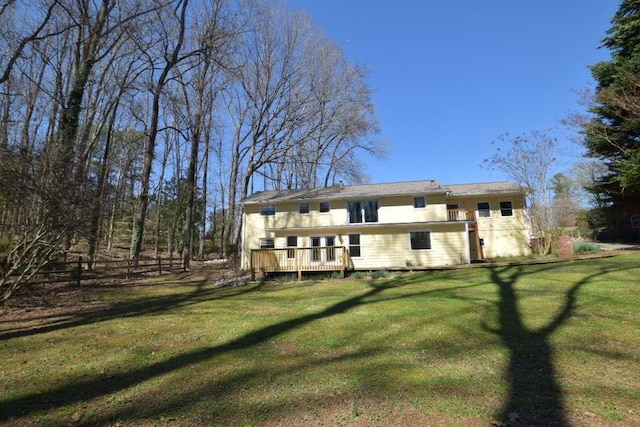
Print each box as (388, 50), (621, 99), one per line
(250, 246), (349, 280)
(447, 209), (476, 221)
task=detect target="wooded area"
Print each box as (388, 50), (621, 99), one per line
(0, 0), (385, 302)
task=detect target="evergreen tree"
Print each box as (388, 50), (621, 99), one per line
(584, 0), (640, 198)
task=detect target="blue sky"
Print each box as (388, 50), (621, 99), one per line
(288, 0), (619, 185)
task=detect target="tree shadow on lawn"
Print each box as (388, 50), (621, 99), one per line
(485, 262), (635, 426)
(2, 260), (633, 424)
(0, 274), (264, 341)
(0, 273), (486, 423)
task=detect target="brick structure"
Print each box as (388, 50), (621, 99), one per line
(552, 235), (574, 257)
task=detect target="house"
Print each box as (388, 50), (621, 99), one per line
(240, 180), (531, 278)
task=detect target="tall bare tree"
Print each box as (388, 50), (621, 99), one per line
(485, 130), (558, 254)
(130, 0), (193, 262)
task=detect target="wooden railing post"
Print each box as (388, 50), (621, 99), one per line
(126, 256), (131, 279)
(250, 250), (255, 281)
(157, 256), (162, 275)
(341, 247), (347, 278)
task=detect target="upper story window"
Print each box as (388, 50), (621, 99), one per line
(259, 238), (274, 249)
(413, 196), (426, 208)
(319, 202), (330, 213)
(477, 202), (491, 218)
(299, 203), (310, 214)
(500, 201), (513, 217)
(348, 200), (378, 223)
(260, 205), (276, 216)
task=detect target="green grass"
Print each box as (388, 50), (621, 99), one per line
(1, 255), (639, 426)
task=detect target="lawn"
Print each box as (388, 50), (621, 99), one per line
(0, 254), (639, 426)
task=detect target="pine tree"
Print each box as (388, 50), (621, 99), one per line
(584, 0), (640, 198)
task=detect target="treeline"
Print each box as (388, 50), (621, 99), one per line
(0, 0), (384, 301)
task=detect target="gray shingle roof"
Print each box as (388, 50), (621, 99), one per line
(242, 180), (524, 204)
(445, 181), (525, 196)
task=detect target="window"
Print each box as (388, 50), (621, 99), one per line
(299, 203), (309, 214)
(410, 231), (431, 250)
(500, 201), (513, 217)
(348, 200), (379, 223)
(286, 236), (297, 258)
(413, 196), (426, 208)
(319, 202), (330, 213)
(477, 202), (491, 218)
(260, 205), (276, 216)
(259, 238), (274, 249)
(348, 234), (361, 257)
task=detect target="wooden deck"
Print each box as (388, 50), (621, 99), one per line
(250, 246), (349, 280)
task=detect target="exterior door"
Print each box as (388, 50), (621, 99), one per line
(310, 236), (336, 263)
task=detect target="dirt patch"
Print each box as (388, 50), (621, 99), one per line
(0, 264), (248, 324)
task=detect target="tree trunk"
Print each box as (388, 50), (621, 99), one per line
(130, 0), (190, 263)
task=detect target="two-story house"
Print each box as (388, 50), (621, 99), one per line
(241, 180), (531, 278)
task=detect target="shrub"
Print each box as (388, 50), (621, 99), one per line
(371, 270), (389, 279)
(573, 241), (600, 253)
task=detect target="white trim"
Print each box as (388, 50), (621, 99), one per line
(464, 223), (471, 264)
(318, 201), (331, 214)
(347, 233), (362, 259)
(477, 201), (491, 218)
(347, 199), (380, 224)
(286, 235), (298, 259)
(298, 202), (310, 215)
(260, 204), (276, 216)
(259, 237), (275, 249)
(413, 195), (427, 209)
(308, 235), (337, 263)
(241, 211), (247, 269)
(499, 200), (514, 217)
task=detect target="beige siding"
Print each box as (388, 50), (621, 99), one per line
(447, 196), (530, 258)
(241, 192), (530, 270)
(346, 224), (468, 269)
(379, 194), (448, 222)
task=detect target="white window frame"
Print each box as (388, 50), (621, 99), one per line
(413, 196), (427, 209)
(309, 235), (336, 263)
(499, 201), (513, 217)
(477, 202), (491, 218)
(348, 233), (362, 258)
(298, 203), (310, 214)
(286, 235), (297, 259)
(260, 205), (276, 216)
(259, 238), (275, 249)
(319, 201), (331, 213)
(409, 230), (432, 251)
(347, 200), (379, 224)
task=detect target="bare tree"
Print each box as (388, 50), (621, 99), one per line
(219, 1), (382, 254)
(130, 0), (194, 262)
(485, 130), (558, 254)
(175, 0), (234, 269)
(0, 0), (66, 85)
